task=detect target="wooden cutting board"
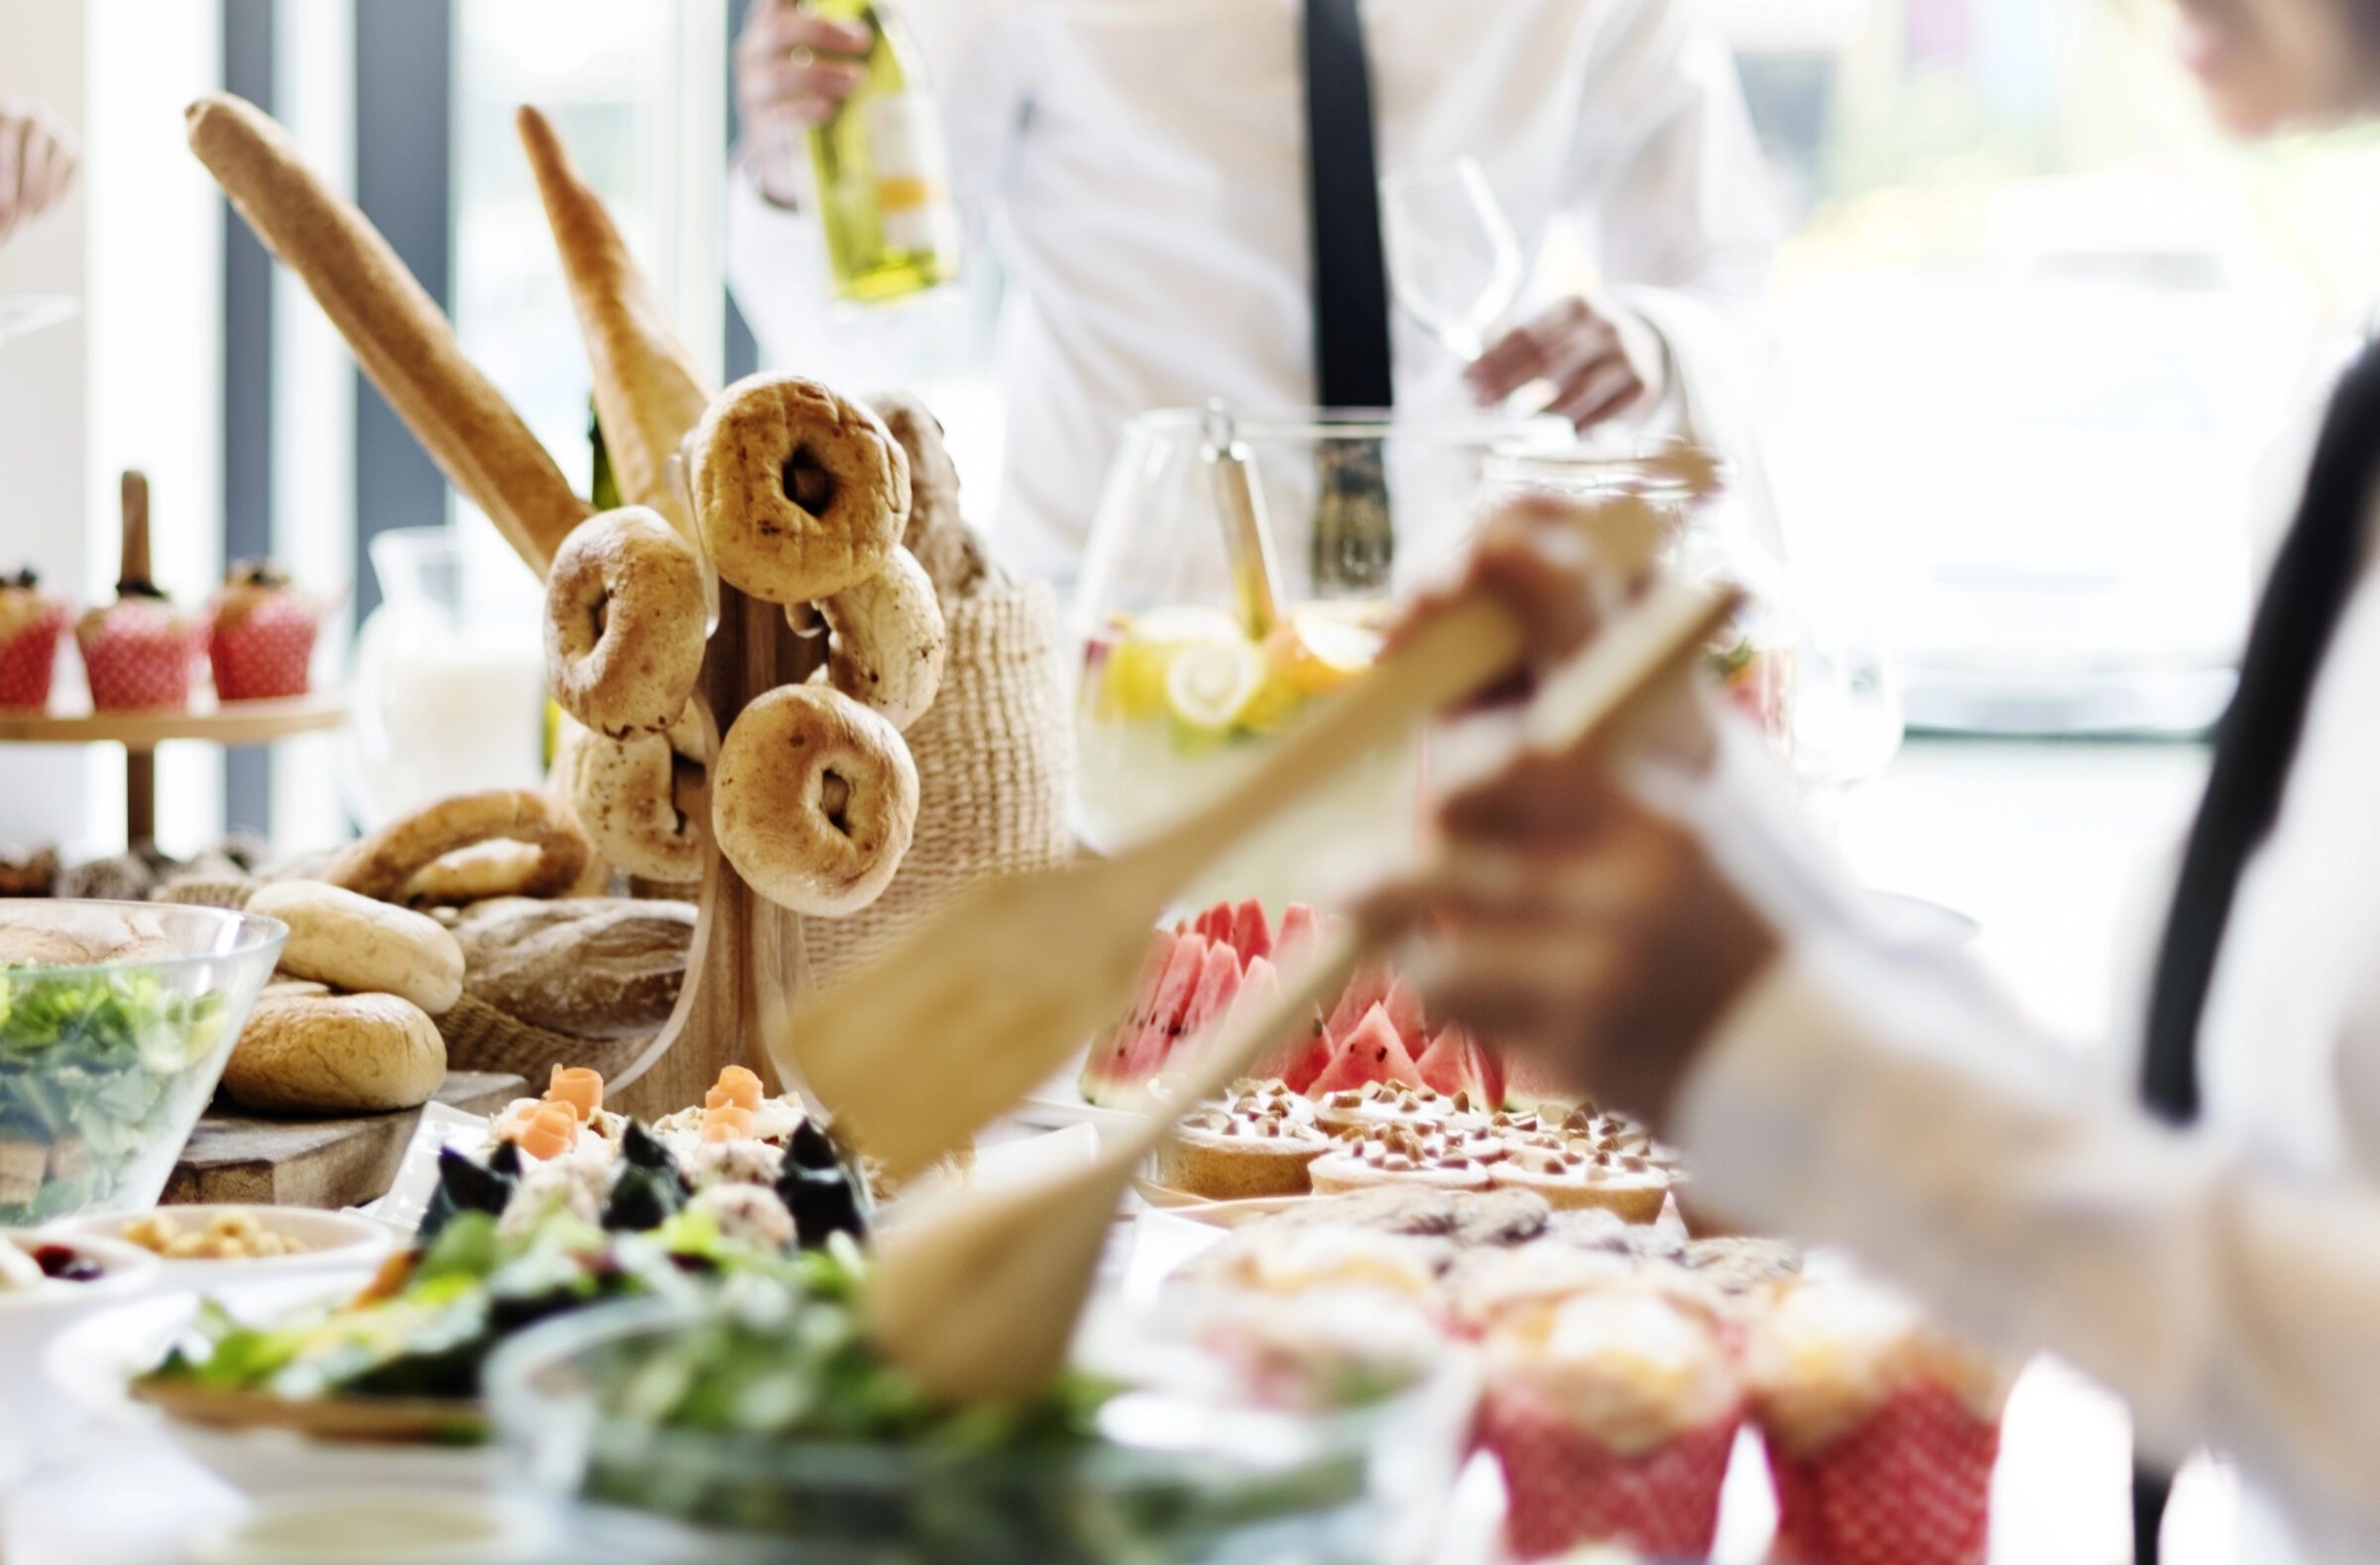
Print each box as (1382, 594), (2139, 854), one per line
(164, 1071), (525, 1210)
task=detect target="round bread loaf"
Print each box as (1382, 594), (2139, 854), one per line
(220, 991), (446, 1114)
(450, 897), (694, 1040)
(247, 880), (464, 1014)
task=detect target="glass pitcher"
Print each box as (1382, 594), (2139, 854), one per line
(1072, 406), (1566, 911)
(1484, 440), (1803, 752)
(338, 528), (548, 829)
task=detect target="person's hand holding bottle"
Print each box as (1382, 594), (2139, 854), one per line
(734, 1), (873, 208)
(0, 103), (78, 248)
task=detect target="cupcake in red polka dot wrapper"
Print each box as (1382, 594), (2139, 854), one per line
(207, 558), (324, 700)
(1478, 1287), (1743, 1560)
(1747, 1278), (2010, 1565)
(75, 576), (205, 711)
(0, 569), (69, 712)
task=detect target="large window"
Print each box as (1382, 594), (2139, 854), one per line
(1735, 0), (2380, 731)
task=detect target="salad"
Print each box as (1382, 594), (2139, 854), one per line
(140, 1207), (804, 1431)
(0, 965), (233, 1225)
(500, 1253), (1442, 1565)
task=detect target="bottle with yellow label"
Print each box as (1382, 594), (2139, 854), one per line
(803, 0), (960, 303)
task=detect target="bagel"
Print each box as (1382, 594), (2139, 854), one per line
(327, 788), (594, 905)
(811, 546), (947, 732)
(403, 839), (609, 905)
(868, 389), (994, 600)
(544, 506), (707, 738)
(245, 880), (464, 1014)
(712, 684), (918, 916)
(690, 373), (908, 606)
(569, 729), (705, 883)
(220, 990), (446, 1114)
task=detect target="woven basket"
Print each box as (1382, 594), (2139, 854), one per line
(154, 876), (258, 910)
(803, 581), (1076, 989)
(436, 992), (657, 1084)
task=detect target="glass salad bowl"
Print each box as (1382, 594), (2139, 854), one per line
(1074, 407), (1567, 910)
(0, 900), (285, 1224)
(490, 1283), (1478, 1565)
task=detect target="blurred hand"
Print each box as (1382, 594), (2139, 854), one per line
(1466, 296), (1667, 433)
(1361, 507), (1777, 1129)
(0, 103), (78, 248)
(734, 2), (873, 207)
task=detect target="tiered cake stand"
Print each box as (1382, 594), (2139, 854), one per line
(0, 473), (346, 845)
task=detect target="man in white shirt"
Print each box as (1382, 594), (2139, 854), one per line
(727, 0), (1775, 580)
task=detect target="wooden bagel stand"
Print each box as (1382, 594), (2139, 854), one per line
(605, 578), (823, 1121)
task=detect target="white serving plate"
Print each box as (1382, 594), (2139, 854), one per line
(46, 1204), (400, 1286)
(46, 1270), (493, 1498)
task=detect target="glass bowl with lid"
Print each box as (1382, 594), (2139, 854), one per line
(0, 900), (285, 1225)
(1073, 406), (1568, 911)
(488, 1284), (1478, 1565)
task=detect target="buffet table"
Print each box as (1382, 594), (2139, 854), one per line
(6, 736), (2228, 1565)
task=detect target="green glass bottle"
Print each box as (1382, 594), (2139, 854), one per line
(803, 0), (960, 304)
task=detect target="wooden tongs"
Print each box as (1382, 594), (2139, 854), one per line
(866, 542), (1737, 1405)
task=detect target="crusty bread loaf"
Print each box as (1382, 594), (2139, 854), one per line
(220, 991), (446, 1114)
(451, 897), (694, 1040)
(184, 93), (587, 572)
(246, 880), (464, 1014)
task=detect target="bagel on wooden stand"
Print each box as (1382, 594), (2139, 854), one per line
(690, 373), (908, 607)
(712, 684), (918, 917)
(544, 505), (707, 738)
(807, 545), (946, 733)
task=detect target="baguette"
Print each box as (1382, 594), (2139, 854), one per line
(517, 104), (715, 542)
(185, 93), (588, 573)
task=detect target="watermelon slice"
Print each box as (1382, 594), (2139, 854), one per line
(1079, 928), (1178, 1106)
(1227, 898), (1271, 967)
(1324, 960), (1394, 1045)
(1193, 903), (1235, 947)
(1274, 903), (1323, 971)
(1307, 1004), (1423, 1097)
(1176, 939), (1246, 1055)
(1238, 955), (1327, 1088)
(1380, 975), (1430, 1061)
(1414, 1025), (1506, 1109)
(1117, 932), (1211, 1090)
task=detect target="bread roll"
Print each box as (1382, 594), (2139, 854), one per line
(247, 880), (464, 1014)
(220, 991), (446, 1114)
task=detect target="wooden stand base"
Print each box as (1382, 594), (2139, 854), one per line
(609, 581), (823, 1121)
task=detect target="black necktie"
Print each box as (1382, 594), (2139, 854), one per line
(2130, 339), (2380, 1562)
(1301, 0), (1394, 411)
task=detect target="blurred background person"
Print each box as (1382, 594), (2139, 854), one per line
(0, 101), (76, 249)
(727, 0), (1775, 580)
(1367, 0), (2380, 1559)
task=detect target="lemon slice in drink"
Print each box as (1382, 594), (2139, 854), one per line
(1164, 637), (1267, 732)
(1097, 605), (1245, 722)
(1267, 605), (1386, 696)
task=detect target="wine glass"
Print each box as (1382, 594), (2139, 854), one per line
(1379, 158), (1523, 362)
